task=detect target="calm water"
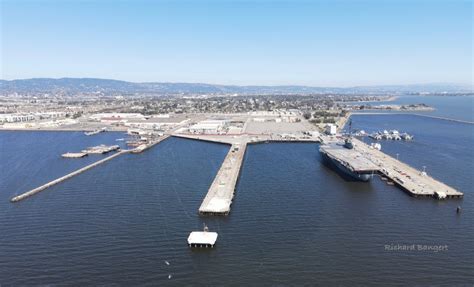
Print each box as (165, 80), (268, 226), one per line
(0, 116), (473, 285)
(351, 95), (474, 122)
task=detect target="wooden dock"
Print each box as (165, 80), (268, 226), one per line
(199, 140), (248, 215)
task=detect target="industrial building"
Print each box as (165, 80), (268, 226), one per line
(189, 120), (228, 134)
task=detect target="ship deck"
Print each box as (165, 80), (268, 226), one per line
(351, 138), (463, 198)
(320, 144), (379, 173)
(320, 136), (463, 199)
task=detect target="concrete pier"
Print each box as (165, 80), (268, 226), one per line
(199, 140), (247, 215)
(321, 136), (463, 199)
(10, 134), (172, 203)
(173, 132), (320, 215)
(130, 135), (170, 154)
(350, 112), (474, 125)
(10, 150), (128, 203)
(173, 133), (320, 145)
(351, 138), (463, 198)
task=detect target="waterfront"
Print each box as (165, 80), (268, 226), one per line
(0, 112), (473, 285)
(352, 95), (474, 122)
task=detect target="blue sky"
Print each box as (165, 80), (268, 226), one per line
(1, 0), (472, 86)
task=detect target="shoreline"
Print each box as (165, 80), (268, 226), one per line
(358, 106), (434, 112)
(336, 112), (351, 132)
(0, 127), (128, 132)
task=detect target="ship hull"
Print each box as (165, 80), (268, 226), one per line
(321, 152), (372, 182)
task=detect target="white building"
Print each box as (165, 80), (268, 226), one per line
(325, 124), (337, 135)
(0, 114), (36, 123)
(125, 116), (187, 131)
(189, 120), (228, 134)
(38, 112), (66, 118)
(90, 113), (145, 122)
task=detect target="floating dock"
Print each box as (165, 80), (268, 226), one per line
(187, 225), (218, 248)
(61, 152), (88, 158)
(199, 141), (247, 215)
(81, 144), (120, 154)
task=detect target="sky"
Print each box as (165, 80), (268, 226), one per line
(0, 0), (472, 86)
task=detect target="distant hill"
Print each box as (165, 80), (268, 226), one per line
(0, 78), (471, 95)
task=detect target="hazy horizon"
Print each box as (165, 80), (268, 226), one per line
(1, 77), (472, 89)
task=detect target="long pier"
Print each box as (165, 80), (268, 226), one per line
(352, 138), (463, 198)
(322, 136), (463, 199)
(10, 150), (128, 203)
(173, 133), (321, 215)
(10, 135), (170, 203)
(350, 112), (473, 125)
(411, 113), (474, 125)
(199, 140), (248, 215)
(336, 113), (464, 198)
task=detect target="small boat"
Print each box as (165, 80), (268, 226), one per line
(383, 133), (392, 140)
(370, 143), (381, 150)
(401, 133), (413, 140)
(370, 133), (382, 140)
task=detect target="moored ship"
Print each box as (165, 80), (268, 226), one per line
(319, 141), (378, 182)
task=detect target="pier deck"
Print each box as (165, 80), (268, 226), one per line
(172, 133), (238, 145)
(10, 135), (170, 203)
(320, 144), (379, 172)
(61, 152), (88, 158)
(187, 231), (218, 248)
(130, 134), (170, 153)
(11, 150), (128, 202)
(173, 133), (319, 215)
(199, 140), (248, 215)
(172, 133), (320, 145)
(351, 138), (463, 198)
